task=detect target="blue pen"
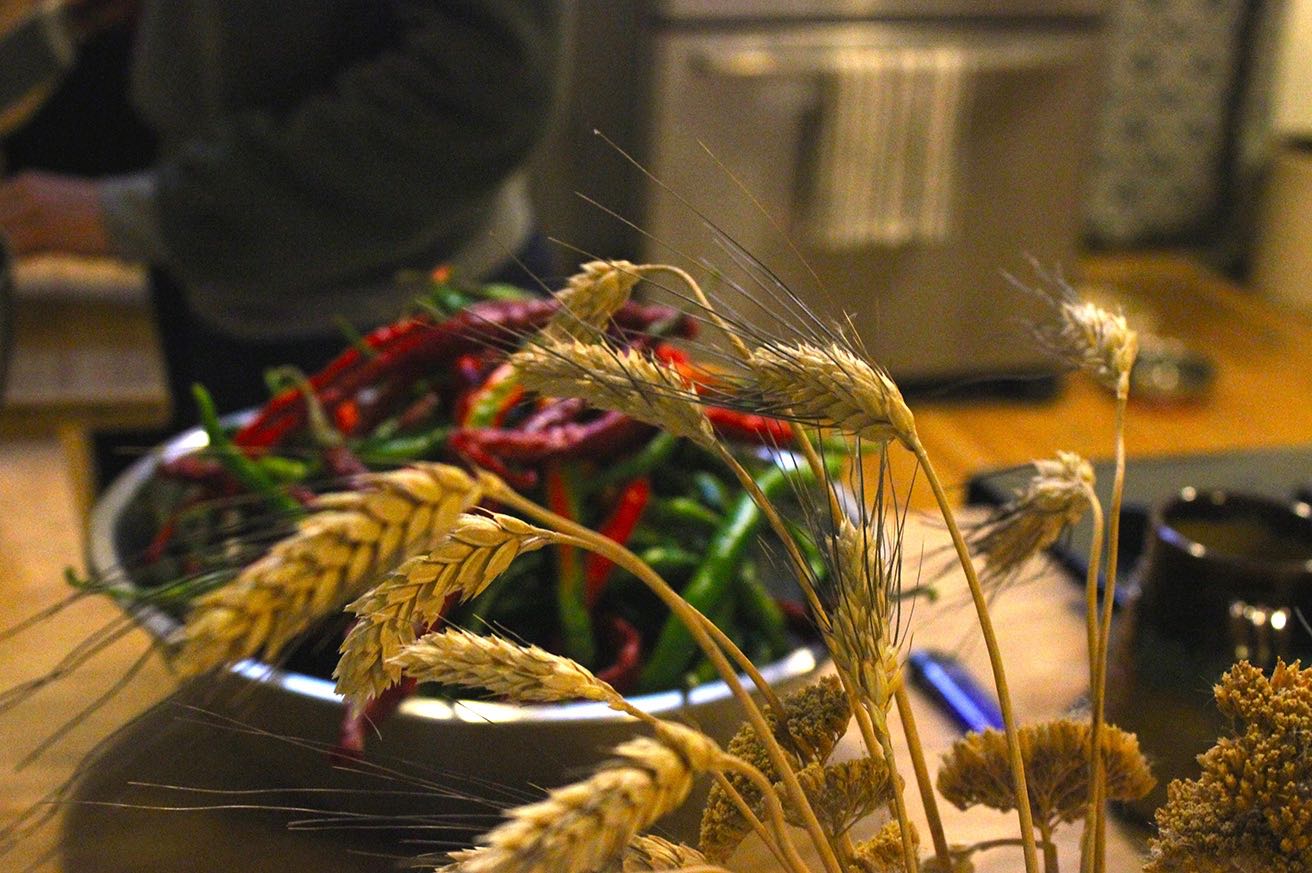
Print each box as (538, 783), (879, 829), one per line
(907, 649), (1005, 734)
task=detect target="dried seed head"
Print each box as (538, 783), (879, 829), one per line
(176, 463), (482, 675)
(851, 820), (921, 873)
(1020, 270), (1140, 390)
(1147, 659), (1312, 872)
(334, 512), (554, 706)
(779, 756), (892, 836)
(826, 516), (902, 715)
(743, 341), (915, 447)
(511, 338), (716, 447)
(458, 729), (720, 873)
(967, 451), (1094, 594)
(386, 627), (620, 706)
(699, 677), (851, 861)
(937, 718), (1154, 830)
(547, 260), (642, 339)
(620, 835), (707, 872)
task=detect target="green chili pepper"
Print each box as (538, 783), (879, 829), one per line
(356, 425), (451, 464)
(475, 282), (534, 301)
(192, 384), (302, 516)
(650, 497), (723, 530)
(638, 545), (702, 576)
(596, 432), (679, 487)
(692, 471), (729, 511)
(735, 559), (789, 661)
(637, 461), (814, 691)
(255, 455), (311, 484)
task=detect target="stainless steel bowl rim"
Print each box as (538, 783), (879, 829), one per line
(88, 417), (823, 726)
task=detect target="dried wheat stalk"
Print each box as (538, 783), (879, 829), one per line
(742, 341), (915, 447)
(386, 627), (620, 706)
(510, 338), (715, 448)
(546, 260), (642, 339)
(334, 512), (554, 705)
(175, 463), (482, 675)
(620, 835), (708, 872)
(453, 723), (722, 873)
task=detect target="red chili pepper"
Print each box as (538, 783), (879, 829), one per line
(584, 477), (651, 608)
(333, 400), (360, 434)
(705, 405), (795, 446)
(595, 615), (642, 694)
(545, 464), (596, 666)
(235, 300), (691, 452)
(450, 412), (651, 465)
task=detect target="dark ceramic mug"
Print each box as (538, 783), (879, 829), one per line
(1106, 488), (1312, 820)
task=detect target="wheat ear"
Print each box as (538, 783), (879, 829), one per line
(546, 260), (642, 338)
(621, 835), (708, 871)
(744, 341), (916, 448)
(175, 463), (482, 675)
(510, 338), (716, 448)
(456, 723), (722, 873)
(334, 512), (554, 706)
(386, 627), (620, 706)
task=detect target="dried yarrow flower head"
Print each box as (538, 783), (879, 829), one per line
(1147, 659), (1312, 873)
(937, 718), (1154, 831)
(780, 756), (892, 836)
(1010, 263), (1139, 390)
(964, 451), (1093, 594)
(698, 676), (852, 861)
(851, 819), (922, 873)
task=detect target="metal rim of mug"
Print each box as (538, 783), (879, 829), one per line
(1154, 486), (1312, 574)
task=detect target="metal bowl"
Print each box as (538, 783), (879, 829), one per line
(87, 420), (824, 838)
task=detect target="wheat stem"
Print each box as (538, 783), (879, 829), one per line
(866, 700), (920, 873)
(895, 682), (951, 868)
(482, 476), (843, 873)
(912, 438), (1041, 873)
(1090, 374), (1130, 873)
(719, 758), (815, 873)
(1079, 487), (1106, 873)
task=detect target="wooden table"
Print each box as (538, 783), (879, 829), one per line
(1, 253), (1309, 872)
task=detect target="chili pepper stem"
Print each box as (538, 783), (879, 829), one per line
(1078, 488), (1106, 873)
(482, 476), (844, 873)
(912, 438), (1041, 873)
(895, 682), (952, 868)
(1089, 375), (1130, 873)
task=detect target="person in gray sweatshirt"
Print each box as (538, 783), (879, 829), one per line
(0, 0), (561, 425)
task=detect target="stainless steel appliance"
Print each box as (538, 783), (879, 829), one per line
(540, 1), (1107, 385)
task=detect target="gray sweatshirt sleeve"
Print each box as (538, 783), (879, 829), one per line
(0, 1), (77, 115)
(103, 0), (558, 292)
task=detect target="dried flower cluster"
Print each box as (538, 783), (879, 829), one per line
(1147, 660), (1312, 873)
(937, 718), (1154, 830)
(698, 677), (852, 861)
(966, 451), (1094, 592)
(1021, 271), (1139, 390)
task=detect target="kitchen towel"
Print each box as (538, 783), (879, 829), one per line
(802, 44), (967, 251)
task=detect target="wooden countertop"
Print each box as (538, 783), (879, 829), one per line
(1, 253), (1309, 871)
(892, 253), (1312, 509)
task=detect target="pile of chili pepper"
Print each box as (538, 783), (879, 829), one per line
(127, 273), (825, 713)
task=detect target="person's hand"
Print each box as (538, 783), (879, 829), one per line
(0, 172), (112, 257)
